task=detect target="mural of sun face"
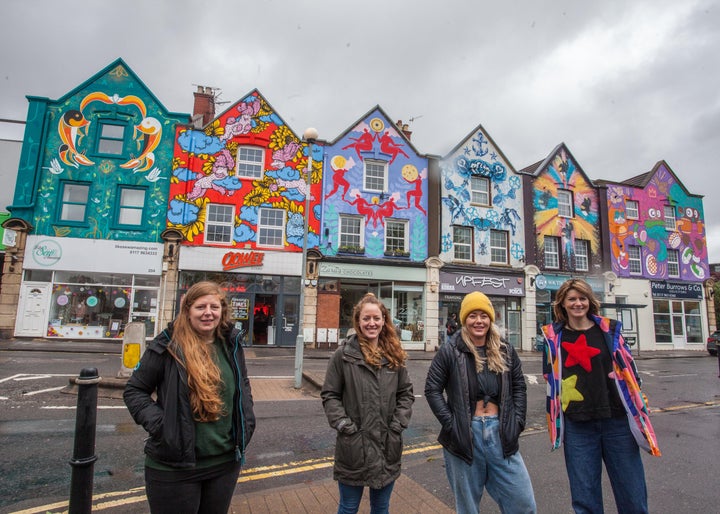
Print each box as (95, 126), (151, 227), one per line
(331, 154), (347, 171)
(370, 117), (385, 133)
(401, 164), (418, 183)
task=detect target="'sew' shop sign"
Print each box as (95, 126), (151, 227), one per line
(23, 236), (162, 275)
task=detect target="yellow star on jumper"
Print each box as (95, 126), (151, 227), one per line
(561, 374), (584, 411)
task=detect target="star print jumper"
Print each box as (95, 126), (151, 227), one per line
(542, 315), (661, 456)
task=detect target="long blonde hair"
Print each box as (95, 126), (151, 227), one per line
(459, 323), (508, 374)
(168, 281), (231, 422)
(352, 293), (408, 369)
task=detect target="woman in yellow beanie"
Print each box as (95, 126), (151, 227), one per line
(425, 291), (536, 514)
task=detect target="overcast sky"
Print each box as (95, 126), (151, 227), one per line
(2, 0), (719, 260)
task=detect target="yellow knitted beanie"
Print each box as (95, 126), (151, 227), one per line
(459, 291), (495, 324)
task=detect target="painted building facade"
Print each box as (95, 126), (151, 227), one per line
(319, 108), (431, 349)
(439, 125), (528, 350)
(0, 59), (189, 340)
(599, 160), (711, 350)
(168, 89), (322, 347)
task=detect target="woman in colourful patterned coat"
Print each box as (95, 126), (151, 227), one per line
(542, 278), (660, 514)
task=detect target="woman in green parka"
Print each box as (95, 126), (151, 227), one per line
(321, 293), (414, 514)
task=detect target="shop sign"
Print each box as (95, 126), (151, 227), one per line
(319, 262), (425, 281)
(439, 271), (525, 296)
(650, 281), (703, 299)
(222, 251), (264, 271)
(534, 274), (604, 293)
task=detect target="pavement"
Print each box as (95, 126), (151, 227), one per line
(0, 338), (710, 513)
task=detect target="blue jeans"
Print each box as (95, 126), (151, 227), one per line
(337, 480), (395, 514)
(563, 416), (648, 514)
(444, 415), (536, 514)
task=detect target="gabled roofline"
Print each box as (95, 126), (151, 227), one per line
(517, 142), (596, 186)
(596, 160), (703, 199)
(49, 58), (189, 119)
(441, 122), (519, 173)
(327, 104), (421, 156)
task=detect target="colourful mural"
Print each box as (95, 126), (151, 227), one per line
(533, 147), (600, 269)
(606, 161), (708, 280)
(167, 90), (322, 250)
(440, 127), (525, 265)
(11, 59), (187, 241)
(322, 110), (428, 261)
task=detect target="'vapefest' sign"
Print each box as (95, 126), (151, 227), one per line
(222, 251), (264, 271)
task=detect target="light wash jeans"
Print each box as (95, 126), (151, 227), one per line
(443, 415), (536, 514)
(337, 480), (395, 514)
(563, 416), (648, 514)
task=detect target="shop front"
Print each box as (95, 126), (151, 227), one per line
(439, 268), (525, 349)
(318, 261), (427, 350)
(16, 236), (163, 340)
(178, 246), (303, 347)
(650, 280), (705, 350)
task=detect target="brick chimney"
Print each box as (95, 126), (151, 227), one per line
(395, 119), (412, 140)
(192, 86), (215, 128)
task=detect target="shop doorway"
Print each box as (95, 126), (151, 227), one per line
(277, 294), (300, 346)
(253, 295), (275, 345)
(15, 283), (51, 337)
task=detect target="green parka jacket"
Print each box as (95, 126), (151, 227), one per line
(321, 335), (414, 489)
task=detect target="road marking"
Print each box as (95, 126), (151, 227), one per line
(249, 375), (294, 379)
(22, 386), (67, 396)
(40, 405), (127, 410)
(1, 373), (77, 383)
(526, 374), (539, 385)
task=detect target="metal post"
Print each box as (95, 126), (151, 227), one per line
(68, 368), (100, 514)
(295, 131), (317, 388)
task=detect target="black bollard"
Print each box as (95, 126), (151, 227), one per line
(68, 367), (100, 514)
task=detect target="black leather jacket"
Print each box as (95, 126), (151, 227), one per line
(425, 333), (527, 463)
(123, 322), (255, 468)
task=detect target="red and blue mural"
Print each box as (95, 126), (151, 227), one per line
(533, 146), (601, 269)
(167, 90), (322, 250)
(440, 126), (525, 264)
(321, 109), (428, 260)
(606, 161), (708, 280)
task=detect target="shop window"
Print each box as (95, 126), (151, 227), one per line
(58, 182), (90, 224)
(557, 190), (574, 218)
(236, 146), (264, 178)
(663, 205), (676, 231)
(339, 215), (364, 251)
(96, 121), (127, 156)
(116, 186), (146, 227)
(453, 226), (473, 261)
(363, 159), (387, 192)
(544, 236), (560, 269)
(574, 239), (589, 271)
(205, 203), (235, 244)
(628, 245), (642, 274)
(667, 249), (680, 277)
(385, 219), (408, 255)
(653, 299), (671, 343)
(626, 200), (639, 220)
(490, 229), (508, 264)
(470, 176), (490, 205)
(257, 208), (284, 247)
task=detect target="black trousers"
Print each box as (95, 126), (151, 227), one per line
(145, 460), (241, 514)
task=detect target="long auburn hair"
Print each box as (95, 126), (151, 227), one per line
(459, 320), (508, 374)
(352, 293), (408, 369)
(552, 278), (600, 324)
(168, 281), (231, 422)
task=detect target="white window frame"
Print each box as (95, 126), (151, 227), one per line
(557, 190), (574, 218)
(663, 205), (676, 231)
(339, 214), (364, 250)
(667, 248), (680, 278)
(97, 121), (126, 155)
(236, 145), (264, 179)
(574, 239), (589, 271)
(470, 176), (490, 205)
(205, 203), (235, 244)
(544, 236), (560, 269)
(363, 159), (387, 193)
(385, 218), (408, 253)
(628, 245), (642, 275)
(490, 229), (509, 264)
(626, 200), (639, 220)
(453, 226), (473, 261)
(257, 208), (285, 247)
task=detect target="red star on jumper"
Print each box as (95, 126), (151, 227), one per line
(562, 334), (600, 372)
